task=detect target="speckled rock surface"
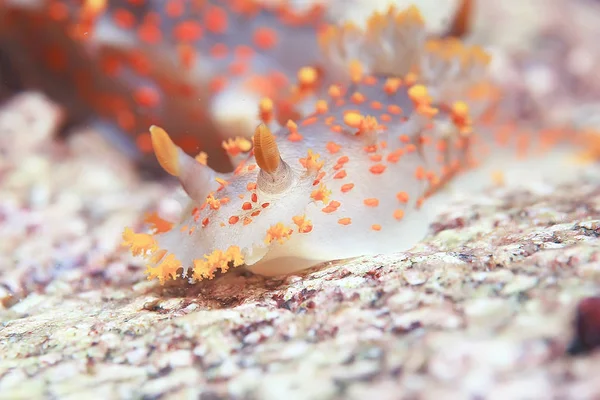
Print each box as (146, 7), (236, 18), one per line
(0, 92), (599, 400)
(2, 1), (600, 399)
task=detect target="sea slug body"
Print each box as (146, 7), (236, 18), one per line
(121, 3), (589, 284)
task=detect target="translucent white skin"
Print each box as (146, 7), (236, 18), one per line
(153, 69), (591, 279)
(153, 75), (471, 277)
(146, 4), (591, 279)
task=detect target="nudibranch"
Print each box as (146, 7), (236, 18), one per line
(123, 4), (591, 284)
(0, 0), (328, 171)
(122, 4), (497, 283)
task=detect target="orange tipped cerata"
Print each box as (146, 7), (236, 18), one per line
(253, 123), (281, 173)
(150, 125), (180, 176)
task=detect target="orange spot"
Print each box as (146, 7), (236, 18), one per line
(337, 155), (349, 166)
(144, 212), (173, 234)
(165, 0), (184, 17)
(387, 105), (402, 115)
(363, 76), (377, 85)
(351, 92), (365, 104)
(396, 192), (409, 203)
(259, 97), (274, 123)
(113, 8), (135, 29)
(386, 149), (403, 163)
(344, 111), (363, 128)
(313, 171), (326, 186)
(371, 224), (382, 231)
(408, 84), (438, 117)
(134, 87), (160, 107)
(322, 200), (341, 213)
(242, 202), (253, 211)
(369, 164), (386, 174)
(174, 21), (203, 42)
(288, 131), (303, 142)
(370, 101), (383, 110)
(334, 170), (347, 179)
(328, 85), (342, 98)
(363, 198), (379, 207)
(415, 166), (426, 180)
(341, 183), (355, 193)
(204, 6), (228, 33)
(301, 117), (318, 127)
(326, 142), (341, 154)
(383, 78), (402, 95)
(209, 76), (227, 93)
(49, 2), (69, 21)
(129, 52), (151, 75)
(298, 66), (318, 89)
(316, 100), (329, 114)
(349, 60), (363, 83)
(253, 27), (278, 50)
(138, 22), (162, 44)
(393, 209), (404, 220)
(247, 182), (257, 191)
(338, 217), (352, 226)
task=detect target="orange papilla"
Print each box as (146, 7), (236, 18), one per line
(173, 21), (203, 42)
(165, 0), (185, 18)
(48, 2), (69, 21)
(253, 27), (278, 50)
(204, 5), (229, 33)
(133, 86), (160, 107)
(138, 21), (162, 44)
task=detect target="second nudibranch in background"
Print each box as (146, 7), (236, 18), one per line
(123, 5), (585, 284)
(0, 0), (328, 171)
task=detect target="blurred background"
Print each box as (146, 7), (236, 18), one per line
(2, 0), (600, 172)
